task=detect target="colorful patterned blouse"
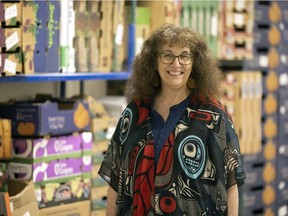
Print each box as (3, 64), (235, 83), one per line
(98, 94), (246, 216)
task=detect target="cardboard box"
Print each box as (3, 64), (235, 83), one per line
(35, 175), (91, 209)
(7, 155), (92, 182)
(0, 118), (12, 159)
(0, 51), (23, 75)
(91, 208), (106, 216)
(0, 2), (22, 27)
(39, 200), (90, 216)
(0, 192), (12, 216)
(0, 28), (22, 52)
(45, 0), (60, 73)
(8, 180), (36, 208)
(0, 99), (91, 137)
(12, 132), (93, 161)
(8, 180), (39, 215)
(0, 163), (8, 192)
(12, 201), (39, 216)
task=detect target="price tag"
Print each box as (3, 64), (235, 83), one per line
(259, 55), (268, 67)
(4, 58), (16, 74)
(5, 4), (18, 21)
(115, 24), (124, 46)
(5, 31), (19, 51)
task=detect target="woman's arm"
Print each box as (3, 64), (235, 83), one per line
(106, 186), (118, 216)
(227, 184), (239, 216)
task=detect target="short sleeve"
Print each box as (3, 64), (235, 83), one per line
(224, 113), (246, 188)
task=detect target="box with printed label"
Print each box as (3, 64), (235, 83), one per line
(39, 200), (90, 216)
(0, 28), (22, 52)
(0, 99), (91, 136)
(12, 132), (93, 161)
(7, 155), (92, 182)
(35, 174), (91, 209)
(8, 179), (39, 215)
(0, 51), (23, 75)
(45, 0), (60, 72)
(0, 2), (22, 27)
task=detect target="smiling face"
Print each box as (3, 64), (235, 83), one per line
(157, 44), (193, 92)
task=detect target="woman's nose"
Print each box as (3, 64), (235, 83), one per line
(171, 56), (181, 66)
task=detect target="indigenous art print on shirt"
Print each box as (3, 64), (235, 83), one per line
(98, 95), (246, 216)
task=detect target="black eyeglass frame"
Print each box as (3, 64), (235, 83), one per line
(158, 52), (192, 65)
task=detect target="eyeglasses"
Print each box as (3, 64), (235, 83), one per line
(158, 52), (192, 65)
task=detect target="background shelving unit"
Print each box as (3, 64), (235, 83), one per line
(0, 72), (131, 83)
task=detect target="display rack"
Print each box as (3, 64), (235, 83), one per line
(0, 72), (131, 83)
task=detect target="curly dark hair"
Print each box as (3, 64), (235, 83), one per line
(125, 23), (223, 102)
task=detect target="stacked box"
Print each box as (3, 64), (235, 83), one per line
(218, 0), (254, 60)
(60, 0), (76, 73)
(180, 1), (218, 56)
(0, 1), (23, 75)
(98, 1), (113, 72)
(0, 118), (12, 159)
(74, 0), (89, 72)
(111, 0), (126, 71)
(0, 97), (93, 209)
(139, 0), (179, 32)
(221, 71), (262, 155)
(0, 163), (8, 192)
(22, 1), (60, 73)
(242, 1), (288, 214)
(7, 132), (93, 209)
(82, 95), (116, 215)
(39, 200), (90, 216)
(0, 99), (91, 137)
(22, 1), (43, 74)
(242, 152), (278, 216)
(277, 89), (288, 213)
(124, 5), (150, 63)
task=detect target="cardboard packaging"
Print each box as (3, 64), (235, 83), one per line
(35, 175), (91, 209)
(39, 200), (90, 216)
(8, 179), (39, 216)
(12, 132), (93, 161)
(0, 99), (91, 137)
(0, 118), (12, 159)
(7, 155), (92, 182)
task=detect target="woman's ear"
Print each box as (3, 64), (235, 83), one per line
(187, 76), (196, 89)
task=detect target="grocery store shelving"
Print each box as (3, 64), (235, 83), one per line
(0, 72), (131, 83)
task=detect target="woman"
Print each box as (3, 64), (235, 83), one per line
(98, 23), (245, 216)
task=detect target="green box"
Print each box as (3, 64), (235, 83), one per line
(126, 6), (150, 25)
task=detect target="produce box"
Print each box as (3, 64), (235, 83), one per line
(12, 131), (93, 161)
(0, 99), (91, 136)
(7, 155), (92, 182)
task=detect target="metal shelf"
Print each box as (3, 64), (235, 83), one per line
(0, 72), (131, 83)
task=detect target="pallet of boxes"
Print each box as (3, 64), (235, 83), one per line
(81, 95), (117, 216)
(0, 97), (93, 216)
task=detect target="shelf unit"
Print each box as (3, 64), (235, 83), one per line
(0, 72), (131, 98)
(0, 72), (131, 83)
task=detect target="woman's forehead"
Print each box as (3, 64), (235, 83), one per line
(160, 43), (190, 50)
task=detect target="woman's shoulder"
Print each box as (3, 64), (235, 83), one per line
(190, 95), (231, 118)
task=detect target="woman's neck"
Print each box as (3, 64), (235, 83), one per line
(156, 87), (191, 106)
(153, 88), (191, 121)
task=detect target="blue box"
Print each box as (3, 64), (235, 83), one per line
(279, 1), (288, 24)
(253, 25), (270, 49)
(253, 1), (271, 25)
(0, 99), (91, 137)
(33, 1), (48, 72)
(278, 90), (288, 139)
(45, 0), (60, 72)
